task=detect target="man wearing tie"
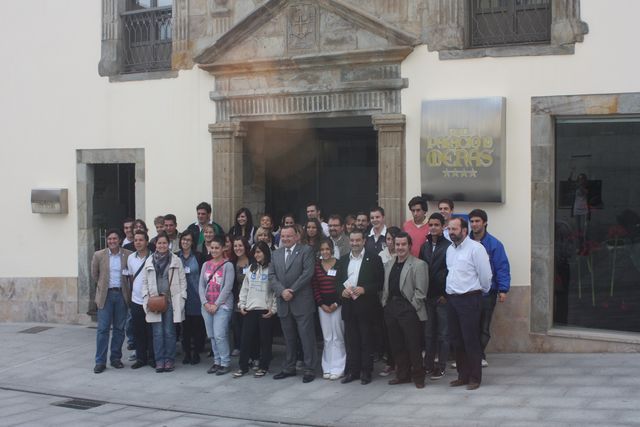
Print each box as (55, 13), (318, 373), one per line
(269, 226), (317, 383)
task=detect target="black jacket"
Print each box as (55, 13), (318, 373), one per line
(419, 234), (451, 299)
(335, 250), (384, 320)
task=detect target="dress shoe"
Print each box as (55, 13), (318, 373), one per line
(131, 360), (146, 369)
(93, 364), (106, 374)
(302, 374), (315, 383)
(207, 364), (220, 374)
(449, 379), (468, 387)
(155, 363), (165, 373)
(182, 354), (192, 364)
(273, 371), (296, 380)
(466, 382), (480, 390)
(388, 377), (411, 385)
(340, 373), (360, 384)
(360, 372), (372, 385)
(216, 365), (231, 376)
(110, 360), (124, 369)
(415, 381), (425, 389)
(191, 353), (201, 365)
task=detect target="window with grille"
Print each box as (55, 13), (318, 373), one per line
(121, 0), (172, 73)
(469, 0), (551, 48)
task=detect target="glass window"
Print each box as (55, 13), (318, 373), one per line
(554, 117), (640, 333)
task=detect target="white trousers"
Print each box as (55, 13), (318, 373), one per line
(318, 306), (346, 376)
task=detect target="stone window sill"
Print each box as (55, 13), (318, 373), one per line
(438, 43), (574, 60)
(547, 327), (640, 345)
(108, 70), (179, 83)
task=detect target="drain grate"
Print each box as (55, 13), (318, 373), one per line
(18, 326), (53, 334)
(52, 398), (105, 410)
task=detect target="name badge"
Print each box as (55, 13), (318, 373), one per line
(184, 266), (191, 274)
(243, 267), (249, 274)
(122, 269), (129, 276)
(327, 269), (337, 277)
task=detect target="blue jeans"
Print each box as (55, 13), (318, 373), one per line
(125, 309), (135, 347)
(202, 305), (232, 367)
(152, 303), (177, 365)
(95, 289), (127, 365)
(424, 297), (449, 371)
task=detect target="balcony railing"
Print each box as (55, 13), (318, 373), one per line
(121, 7), (172, 73)
(469, 0), (551, 48)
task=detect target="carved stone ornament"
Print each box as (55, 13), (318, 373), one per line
(287, 3), (319, 52)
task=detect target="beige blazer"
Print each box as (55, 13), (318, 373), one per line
(381, 254), (429, 321)
(91, 248), (132, 309)
(141, 254), (187, 323)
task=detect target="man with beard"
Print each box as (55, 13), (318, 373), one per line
(445, 217), (491, 390)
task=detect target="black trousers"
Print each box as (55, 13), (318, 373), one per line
(344, 313), (374, 376)
(448, 291), (483, 384)
(384, 297), (424, 382)
(130, 302), (154, 364)
(239, 309), (274, 371)
(182, 314), (206, 355)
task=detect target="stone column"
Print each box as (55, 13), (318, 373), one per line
(373, 114), (406, 229)
(209, 121), (246, 229)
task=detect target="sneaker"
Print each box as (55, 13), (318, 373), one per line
(430, 368), (445, 380)
(252, 360), (260, 371)
(216, 365), (231, 376)
(232, 369), (248, 378)
(481, 359), (489, 368)
(450, 361), (457, 369)
(379, 365), (394, 377)
(254, 369), (267, 377)
(207, 364), (220, 374)
(127, 352), (137, 361)
(329, 374), (341, 381)
(323, 373), (331, 379)
(231, 348), (240, 357)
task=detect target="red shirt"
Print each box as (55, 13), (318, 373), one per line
(403, 219), (429, 257)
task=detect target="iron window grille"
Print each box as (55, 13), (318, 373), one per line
(121, 5), (172, 73)
(469, 0), (551, 48)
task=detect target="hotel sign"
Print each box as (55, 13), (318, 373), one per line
(31, 188), (68, 214)
(420, 97), (506, 203)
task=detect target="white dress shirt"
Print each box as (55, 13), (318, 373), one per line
(445, 236), (492, 295)
(346, 250), (364, 286)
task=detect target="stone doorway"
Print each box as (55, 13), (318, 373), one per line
(243, 117), (378, 223)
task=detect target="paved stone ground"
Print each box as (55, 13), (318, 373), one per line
(0, 322), (639, 426)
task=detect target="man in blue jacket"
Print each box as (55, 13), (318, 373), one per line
(469, 209), (511, 368)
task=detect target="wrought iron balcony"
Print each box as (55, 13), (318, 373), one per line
(469, 0), (551, 48)
(121, 7), (172, 73)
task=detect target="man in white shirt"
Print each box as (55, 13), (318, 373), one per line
(306, 202), (329, 237)
(127, 230), (154, 369)
(121, 218), (134, 247)
(445, 217), (492, 390)
(365, 206), (387, 254)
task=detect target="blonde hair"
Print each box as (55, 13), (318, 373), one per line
(255, 226), (273, 244)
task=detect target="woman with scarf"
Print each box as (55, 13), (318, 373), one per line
(199, 235), (236, 375)
(142, 231), (187, 373)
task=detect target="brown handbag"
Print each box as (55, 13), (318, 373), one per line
(147, 269), (174, 313)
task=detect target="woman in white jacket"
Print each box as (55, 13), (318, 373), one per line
(142, 232), (187, 373)
(233, 241), (277, 378)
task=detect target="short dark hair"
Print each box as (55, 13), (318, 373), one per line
(408, 196), (428, 211)
(210, 235), (225, 247)
(155, 231), (169, 243)
(395, 231), (413, 247)
(356, 211), (368, 219)
(450, 217), (468, 231)
(328, 214), (343, 224)
(370, 206), (385, 216)
(106, 228), (122, 240)
(122, 217), (134, 226)
(164, 214), (177, 224)
(428, 212), (446, 225)
(438, 198), (454, 210)
(134, 218), (148, 232)
(281, 213), (296, 227)
(386, 226), (401, 239)
(196, 202), (212, 214)
(306, 201), (320, 211)
(468, 209), (488, 223)
(179, 230), (194, 251)
(349, 229), (366, 240)
(134, 229), (149, 242)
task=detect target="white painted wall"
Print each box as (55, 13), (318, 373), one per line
(0, 0), (215, 277)
(401, 0), (640, 287)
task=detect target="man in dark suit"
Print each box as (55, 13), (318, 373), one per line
(336, 228), (384, 385)
(269, 225), (317, 383)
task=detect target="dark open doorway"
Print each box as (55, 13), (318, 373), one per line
(92, 163), (136, 250)
(260, 118), (378, 223)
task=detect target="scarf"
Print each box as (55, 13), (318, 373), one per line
(153, 251), (171, 278)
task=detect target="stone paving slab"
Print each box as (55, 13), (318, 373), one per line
(0, 322), (639, 426)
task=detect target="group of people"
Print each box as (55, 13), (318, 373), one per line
(91, 197), (510, 391)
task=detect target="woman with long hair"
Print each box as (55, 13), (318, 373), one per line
(229, 208), (256, 246)
(230, 236), (252, 357)
(198, 235), (236, 375)
(311, 239), (345, 380)
(233, 241), (276, 378)
(142, 232), (187, 373)
(302, 218), (323, 258)
(177, 231), (205, 365)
